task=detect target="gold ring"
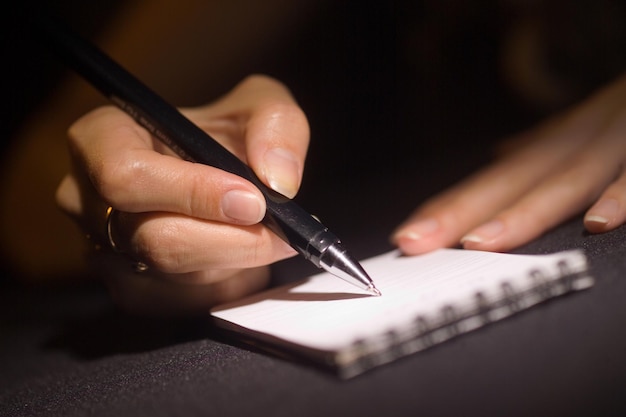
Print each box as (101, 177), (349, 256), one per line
(104, 206), (149, 273)
(105, 206), (119, 252)
(133, 261), (149, 273)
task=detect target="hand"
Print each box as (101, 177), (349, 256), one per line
(392, 73), (626, 254)
(55, 75), (310, 315)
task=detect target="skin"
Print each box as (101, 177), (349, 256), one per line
(392, 73), (626, 254)
(56, 73), (626, 315)
(56, 75), (309, 315)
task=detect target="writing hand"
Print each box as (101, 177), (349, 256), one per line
(55, 75), (310, 315)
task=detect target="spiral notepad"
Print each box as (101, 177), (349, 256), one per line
(211, 248), (593, 378)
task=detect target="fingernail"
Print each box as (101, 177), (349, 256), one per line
(264, 148), (300, 198)
(393, 218), (439, 241)
(461, 219), (504, 244)
(222, 190), (264, 223)
(585, 198), (619, 225)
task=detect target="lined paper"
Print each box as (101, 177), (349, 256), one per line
(211, 248), (593, 377)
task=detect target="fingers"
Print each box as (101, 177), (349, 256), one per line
(189, 75), (309, 198)
(390, 126), (583, 254)
(68, 106), (267, 225)
(584, 171), (626, 233)
(69, 75), (309, 228)
(57, 75), (310, 315)
(584, 162), (626, 232)
(111, 211), (297, 273)
(393, 75), (626, 255)
(185, 75), (310, 198)
(460, 138), (623, 251)
(244, 81), (309, 199)
(462, 104), (626, 251)
(59, 141), (295, 316)
(396, 136), (623, 255)
(57, 161), (297, 272)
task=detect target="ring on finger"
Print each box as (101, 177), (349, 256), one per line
(105, 206), (150, 273)
(105, 206), (120, 252)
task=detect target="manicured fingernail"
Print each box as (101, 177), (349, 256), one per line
(264, 148), (300, 198)
(393, 218), (439, 241)
(461, 220), (504, 244)
(222, 190), (264, 223)
(585, 198), (619, 225)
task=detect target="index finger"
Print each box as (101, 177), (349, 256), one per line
(68, 106), (267, 225)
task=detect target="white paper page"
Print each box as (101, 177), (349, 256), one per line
(211, 248), (591, 352)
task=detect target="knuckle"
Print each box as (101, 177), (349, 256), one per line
(242, 73), (286, 91)
(183, 170), (217, 218)
(239, 233), (267, 266)
(95, 152), (146, 208)
(256, 100), (310, 147)
(263, 99), (307, 126)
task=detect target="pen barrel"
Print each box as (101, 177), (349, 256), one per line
(262, 194), (339, 266)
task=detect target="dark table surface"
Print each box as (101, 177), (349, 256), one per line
(1, 211), (625, 417)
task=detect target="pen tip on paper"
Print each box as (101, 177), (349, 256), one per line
(368, 285), (382, 297)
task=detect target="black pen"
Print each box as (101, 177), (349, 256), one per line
(38, 15), (381, 296)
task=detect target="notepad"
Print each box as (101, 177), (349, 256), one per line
(211, 248), (593, 378)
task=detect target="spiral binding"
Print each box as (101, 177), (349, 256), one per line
(336, 257), (593, 379)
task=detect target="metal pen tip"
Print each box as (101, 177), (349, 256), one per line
(367, 285), (382, 297)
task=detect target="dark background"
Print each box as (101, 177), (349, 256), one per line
(2, 0), (625, 263)
(1, 1), (626, 416)
(3, 1), (625, 253)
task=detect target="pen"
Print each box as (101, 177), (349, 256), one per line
(38, 15), (381, 296)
